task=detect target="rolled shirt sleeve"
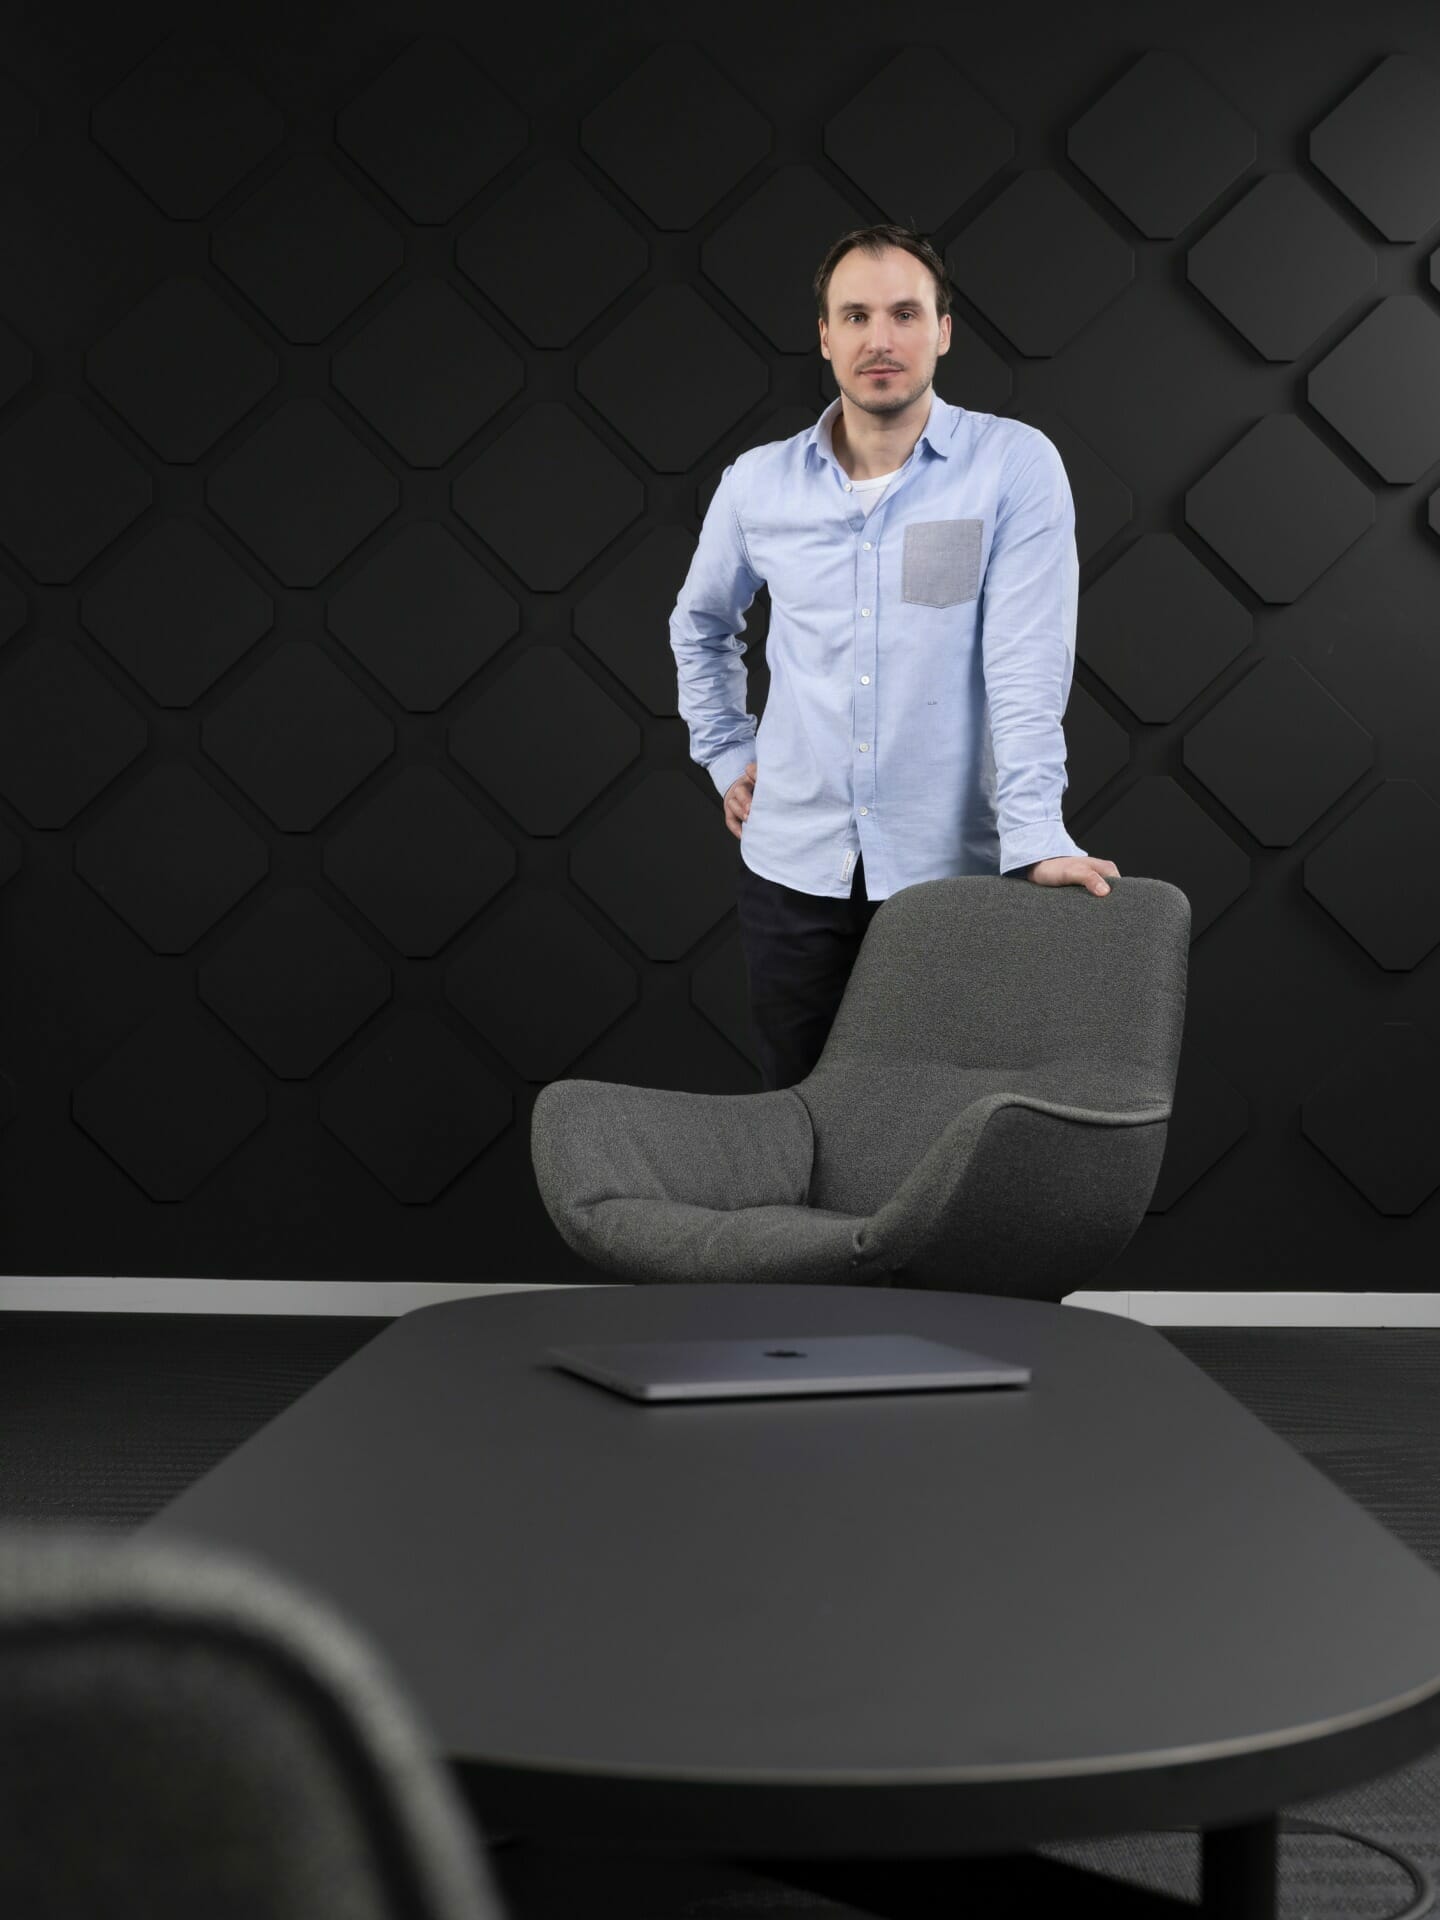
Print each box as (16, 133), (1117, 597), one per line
(668, 461), (764, 801)
(980, 428), (1090, 877)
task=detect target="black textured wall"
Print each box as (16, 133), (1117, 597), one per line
(0, 1), (1436, 1287)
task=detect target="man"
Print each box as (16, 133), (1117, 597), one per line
(669, 222), (1120, 1093)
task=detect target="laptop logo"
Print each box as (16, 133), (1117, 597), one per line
(764, 1349), (805, 1359)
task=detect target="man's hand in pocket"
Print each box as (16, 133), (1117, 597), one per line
(723, 762), (757, 841)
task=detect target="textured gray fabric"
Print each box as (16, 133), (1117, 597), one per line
(530, 875), (1190, 1298)
(900, 516), (984, 606)
(532, 1080), (815, 1226)
(0, 1525), (503, 1920)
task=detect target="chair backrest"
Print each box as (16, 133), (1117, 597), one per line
(798, 875), (1191, 1215)
(0, 1524), (505, 1920)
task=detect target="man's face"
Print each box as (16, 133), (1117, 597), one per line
(818, 246), (951, 416)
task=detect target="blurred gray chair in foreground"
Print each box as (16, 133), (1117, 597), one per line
(532, 875), (1190, 1301)
(0, 1524), (504, 1920)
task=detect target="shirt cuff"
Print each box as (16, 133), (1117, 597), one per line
(707, 741), (759, 801)
(999, 820), (1088, 877)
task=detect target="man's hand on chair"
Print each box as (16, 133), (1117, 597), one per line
(722, 772), (1117, 896)
(723, 762), (757, 841)
(1026, 855), (1120, 897)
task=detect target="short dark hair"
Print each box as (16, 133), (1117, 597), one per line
(813, 222), (951, 326)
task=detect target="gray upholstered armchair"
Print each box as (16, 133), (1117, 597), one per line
(0, 1525), (504, 1920)
(531, 874), (1190, 1302)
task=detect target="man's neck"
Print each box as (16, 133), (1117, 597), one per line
(832, 391), (932, 481)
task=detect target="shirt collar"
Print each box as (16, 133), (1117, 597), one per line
(805, 387), (956, 472)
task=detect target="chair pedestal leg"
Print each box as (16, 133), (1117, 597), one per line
(1201, 1814), (1277, 1919)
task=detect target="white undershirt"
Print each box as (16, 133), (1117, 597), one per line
(848, 466), (902, 517)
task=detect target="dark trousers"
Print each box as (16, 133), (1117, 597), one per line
(735, 851), (884, 1092)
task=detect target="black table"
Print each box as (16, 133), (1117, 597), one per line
(142, 1283), (1440, 1918)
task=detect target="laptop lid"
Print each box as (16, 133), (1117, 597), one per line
(545, 1332), (1032, 1403)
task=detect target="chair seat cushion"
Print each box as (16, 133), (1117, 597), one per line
(576, 1195), (871, 1286)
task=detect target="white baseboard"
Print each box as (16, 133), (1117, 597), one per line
(0, 1279), (1437, 1326)
(1062, 1291), (1440, 1327)
(0, 1278), (624, 1316)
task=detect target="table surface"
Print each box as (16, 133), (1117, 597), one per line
(142, 1283), (1440, 1858)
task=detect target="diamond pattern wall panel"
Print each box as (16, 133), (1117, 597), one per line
(199, 887), (391, 1077)
(91, 41), (285, 220)
(0, 573), (25, 644)
(81, 518), (274, 706)
(1052, 284), (1257, 495)
(335, 35), (527, 225)
(0, 395), (152, 582)
(929, 318), (1014, 418)
(323, 766), (514, 955)
(0, 636), (147, 827)
(203, 641), (394, 830)
(75, 764), (268, 953)
(206, 399), (400, 586)
(823, 48), (1013, 232)
(945, 171), (1134, 355)
(574, 527), (699, 715)
(1184, 415), (1373, 601)
(1013, 408), (1132, 565)
(320, 1011), (511, 1203)
(703, 165), (870, 353)
(1303, 780), (1440, 969)
(1074, 775), (1250, 940)
(1301, 1021), (1440, 1214)
(212, 156), (405, 343)
(1059, 681), (1131, 814)
(2, 15), (1437, 1289)
(689, 926), (759, 1071)
(1309, 54), (1440, 241)
(1145, 1051), (1249, 1213)
(445, 891), (638, 1079)
(580, 45), (771, 229)
(576, 285), (768, 471)
(1182, 656), (1373, 844)
(1307, 296), (1440, 482)
(570, 769), (738, 961)
(1079, 533), (1251, 721)
(326, 522), (519, 711)
(0, 68), (38, 168)
(85, 276), (278, 462)
(456, 154), (649, 349)
(0, 315), (33, 410)
(1067, 51), (1255, 238)
(452, 402), (644, 589)
(331, 279), (524, 468)
(73, 1011), (267, 1202)
(1186, 174), (1375, 362)
(449, 645), (642, 834)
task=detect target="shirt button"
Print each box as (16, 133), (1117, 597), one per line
(858, 742), (869, 752)
(860, 806), (869, 815)
(862, 541), (872, 550)
(844, 482), (853, 492)
(860, 674), (870, 684)
(861, 607), (870, 616)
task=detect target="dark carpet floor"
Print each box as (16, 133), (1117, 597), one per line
(1, 1311), (1437, 1918)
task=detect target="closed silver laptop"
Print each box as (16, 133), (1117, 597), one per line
(545, 1331), (1032, 1402)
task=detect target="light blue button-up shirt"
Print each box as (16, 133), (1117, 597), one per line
(668, 389), (1089, 898)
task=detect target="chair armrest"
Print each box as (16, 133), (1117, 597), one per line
(531, 1079), (816, 1250)
(854, 1087), (1172, 1297)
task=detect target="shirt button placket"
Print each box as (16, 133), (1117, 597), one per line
(859, 522), (878, 851)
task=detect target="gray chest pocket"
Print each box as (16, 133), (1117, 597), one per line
(901, 518), (984, 608)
